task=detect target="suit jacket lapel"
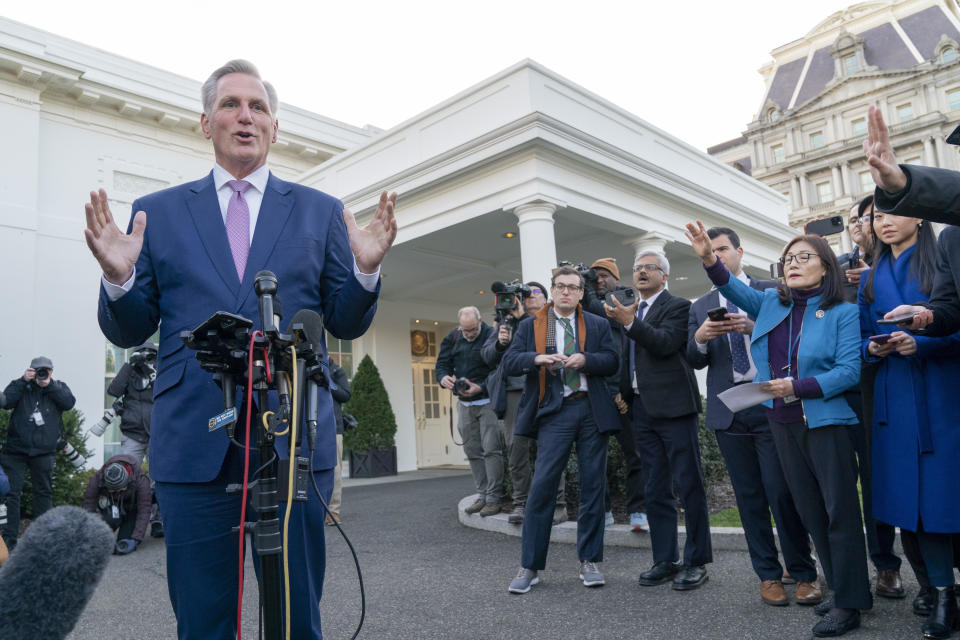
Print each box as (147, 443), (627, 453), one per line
(643, 289), (670, 324)
(185, 172), (240, 296)
(239, 173), (294, 307)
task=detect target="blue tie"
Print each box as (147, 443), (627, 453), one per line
(726, 299), (750, 374)
(630, 301), (647, 389)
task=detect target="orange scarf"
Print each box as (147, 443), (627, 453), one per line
(533, 302), (586, 406)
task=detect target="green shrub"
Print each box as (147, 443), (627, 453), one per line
(0, 407), (96, 519)
(342, 355), (397, 452)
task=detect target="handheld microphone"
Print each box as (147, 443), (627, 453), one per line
(254, 270), (279, 334)
(289, 309), (327, 451)
(0, 506), (115, 640)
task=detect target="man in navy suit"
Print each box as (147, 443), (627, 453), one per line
(503, 266), (619, 593)
(83, 60), (397, 639)
(686, 227), (819, 607)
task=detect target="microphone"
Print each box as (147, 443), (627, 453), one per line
(0, 505), (114, 640)
(491, 281), (506, 294)
(288, 309), (326, 451)
(254, 270), (279, 334)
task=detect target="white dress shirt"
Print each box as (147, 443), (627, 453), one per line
(102, 164), (379, 300)
(554, 309), (588, 397)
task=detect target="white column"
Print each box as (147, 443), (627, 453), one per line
(798, 173), (809, 207)
(790, 177), (801, 209)
(842, 163), (854, 198)
(513, 202), (558, 290)
(935, 136), (948, 169)
(923, 137), (936, 166)
(831, 164), (844, 197)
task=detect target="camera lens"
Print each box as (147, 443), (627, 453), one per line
(35, 368), (50, 380)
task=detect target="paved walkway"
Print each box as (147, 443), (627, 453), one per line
(67, 470), (925, 639)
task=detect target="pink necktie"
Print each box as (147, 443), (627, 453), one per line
(225, 180), (251, 279)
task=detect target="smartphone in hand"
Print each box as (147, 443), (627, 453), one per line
(706, 307), (729, 322)
(868, 334), (892, 344)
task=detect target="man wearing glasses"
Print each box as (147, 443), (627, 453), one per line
(504, 267), (619, 593)
(837, 196), (876, 304)
(436, 307), (503, 516)
(606, 251), (712, 591)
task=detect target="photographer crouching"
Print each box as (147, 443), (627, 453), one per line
(0, 357), (76, 551)
(436, 307), (503, 516)
(82, 454), (152, 555)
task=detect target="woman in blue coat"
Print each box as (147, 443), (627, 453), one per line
(687, 222), (869, 638)
(859, 210), (960, 640)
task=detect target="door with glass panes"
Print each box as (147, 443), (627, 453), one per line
(411, 361), (464, 467)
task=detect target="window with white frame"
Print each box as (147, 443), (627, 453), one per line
(842, 53), (860, 75)
(809, 131), (825, 149)
(897, 103), (914, 122)
(816, 181), (833, 203)
(859, 171), (874, 194)
(326, 332), (355, 377)
(771, 144), (785, 164)
(851, 118), (867, 137)
(943, 46), (957, 63)
(949, 89), (960, 111)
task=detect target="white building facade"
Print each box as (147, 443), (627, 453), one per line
(0, 17), (797, 471)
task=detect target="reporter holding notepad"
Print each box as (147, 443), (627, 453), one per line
(686, 222), (869, 638)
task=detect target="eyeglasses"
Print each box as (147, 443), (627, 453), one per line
(529, 288), (543, 295)
(633, 264), (663, 273)
(780, 252), (819, 265)
(460, 325), (480, 335)
(856, 215), (873, 226)
(552, 283), (583, 293)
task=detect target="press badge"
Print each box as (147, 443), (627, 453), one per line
(31, 410), (44, 426)
(111, 505), (120, 520)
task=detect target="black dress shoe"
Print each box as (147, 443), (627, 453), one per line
(672, 565), (708, 591)
(812, 608), (860, 637)
(922, 587), (960, 640)
(638, 560), (681, 586)
(915, 586), (937, 617)
(814, 598), (835, 617)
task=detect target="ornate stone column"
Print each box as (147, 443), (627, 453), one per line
(831, 164), (844, 197)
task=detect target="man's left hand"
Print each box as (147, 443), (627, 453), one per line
(458, 380), (483, 398)
(604, 297), (639, 326)
(343, 191), (398, 274)
(564, 353), (586, 370)
(724, 312), (754, 335)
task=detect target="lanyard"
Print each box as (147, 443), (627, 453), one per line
(784, 310), (803, 376)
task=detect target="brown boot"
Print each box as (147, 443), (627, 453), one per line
(875, 569), (905, 599)
(464, 498), (485, 515)
(761, 580), (789, 606)
(795, 581), (823, 605)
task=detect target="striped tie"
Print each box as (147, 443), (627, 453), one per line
(559, 317), (581, 391)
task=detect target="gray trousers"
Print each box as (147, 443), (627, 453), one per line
(502, 390), (565, 506)
(458, 401), (503, 502)
(120, 434), (148, 465)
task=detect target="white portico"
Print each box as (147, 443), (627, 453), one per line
(299, 60), (798, 473)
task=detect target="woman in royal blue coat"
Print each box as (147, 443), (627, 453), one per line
(859, 211), (960, 640)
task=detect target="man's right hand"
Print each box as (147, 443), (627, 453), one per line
(23, 368), (35, 382)
(440, 375), (457, 390)
(695, 317), (734, 344)
(534, 353), (567, 367)
(498, 325), (513, 345)
(863, 105), (908, 193)
(84, 188), (146, 285)
(884, 304), (931, 331)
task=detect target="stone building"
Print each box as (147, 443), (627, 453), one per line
(709, 0), (960, 252)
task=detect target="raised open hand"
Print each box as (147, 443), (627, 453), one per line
(84, 189), (145, 285)
(684, 221), (717, 265)
(343, 191), (398, 274)
(863, 106), (907, 193)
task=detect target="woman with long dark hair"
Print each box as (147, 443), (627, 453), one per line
(860, 210), (960, 640)
(686, 223), (870, 638)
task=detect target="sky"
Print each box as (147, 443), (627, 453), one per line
(3, 0), (851, 150)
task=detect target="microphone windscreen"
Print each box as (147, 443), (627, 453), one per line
(0, 506), (115, 640)
(491, 281), (506, 293)
(289, 309), (325, 349)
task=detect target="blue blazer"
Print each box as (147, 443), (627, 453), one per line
(717, 276), (860, 429)
(502, 306), (619, 438)
(98, 172), (379, 482)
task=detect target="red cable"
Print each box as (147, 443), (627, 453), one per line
(236, 330), (263, 640)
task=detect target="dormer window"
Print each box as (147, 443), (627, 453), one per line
(768, 108), (781, 123)
(942, 46), (957, 63)
(842, 53), (860, 75)
(936, 35), (959, 64)
(831, 30), (872, 81)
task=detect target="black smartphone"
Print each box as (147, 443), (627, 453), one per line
(805, 215), (846, 237)
(706, 307), (729, 322)
(868, 334), (891, 344)
(605, 288), (636, 307)
(877, 313), (916, 326)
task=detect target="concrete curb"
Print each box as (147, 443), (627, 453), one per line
(458, 494), (752, 551)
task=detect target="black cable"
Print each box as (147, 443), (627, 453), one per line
(308, 447), (365, 640)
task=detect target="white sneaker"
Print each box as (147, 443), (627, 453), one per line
(604, 511), (614, 527)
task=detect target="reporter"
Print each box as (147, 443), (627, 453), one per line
(859, 211), (960, 639)
(686, 222), (869, 638)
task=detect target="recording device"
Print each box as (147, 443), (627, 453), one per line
(868, 334), (892, 344)
(129, 347), (157, 368)
(557, 260), (598, 283)
(89, 397), (124, 437)
(452, 377), (472, 396)
(706, 307), (729, 322)
(548, 361), (565, 372)
(604, 288), (636, 308)
(56, 437), (85, 471)
(0, 506), (114, 640)
(180, 270), (329, 640)
(491, 279), (531, 331)
(34, 367), (51, 381)
(804, 215), (845, 237)
(877, 313), (917, 326)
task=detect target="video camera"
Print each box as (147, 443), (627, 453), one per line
(490, 279), (531, 331)
(128, 348), (157, 368)
(557, 260), (598, 284)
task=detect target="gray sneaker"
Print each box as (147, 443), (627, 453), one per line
(479, 502), (501, 517)
(552, 504), (568, 525)
(508, 503), (525, 524)
(508, 567), (539, 594)
(464, 498), (485, 515)
(579, 561), (605, 587)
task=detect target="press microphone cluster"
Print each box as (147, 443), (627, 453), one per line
(0, 506), (114, 640)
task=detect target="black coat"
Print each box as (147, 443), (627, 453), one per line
(328, 359), (351, 435)
(875, 164), (960, 335)
(434, 323), (494, 399)
(686, 277), (776, 430)
(1, 377), (76, 456)
(620, 289), (701, 419)
(107, 362), (154, 443)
